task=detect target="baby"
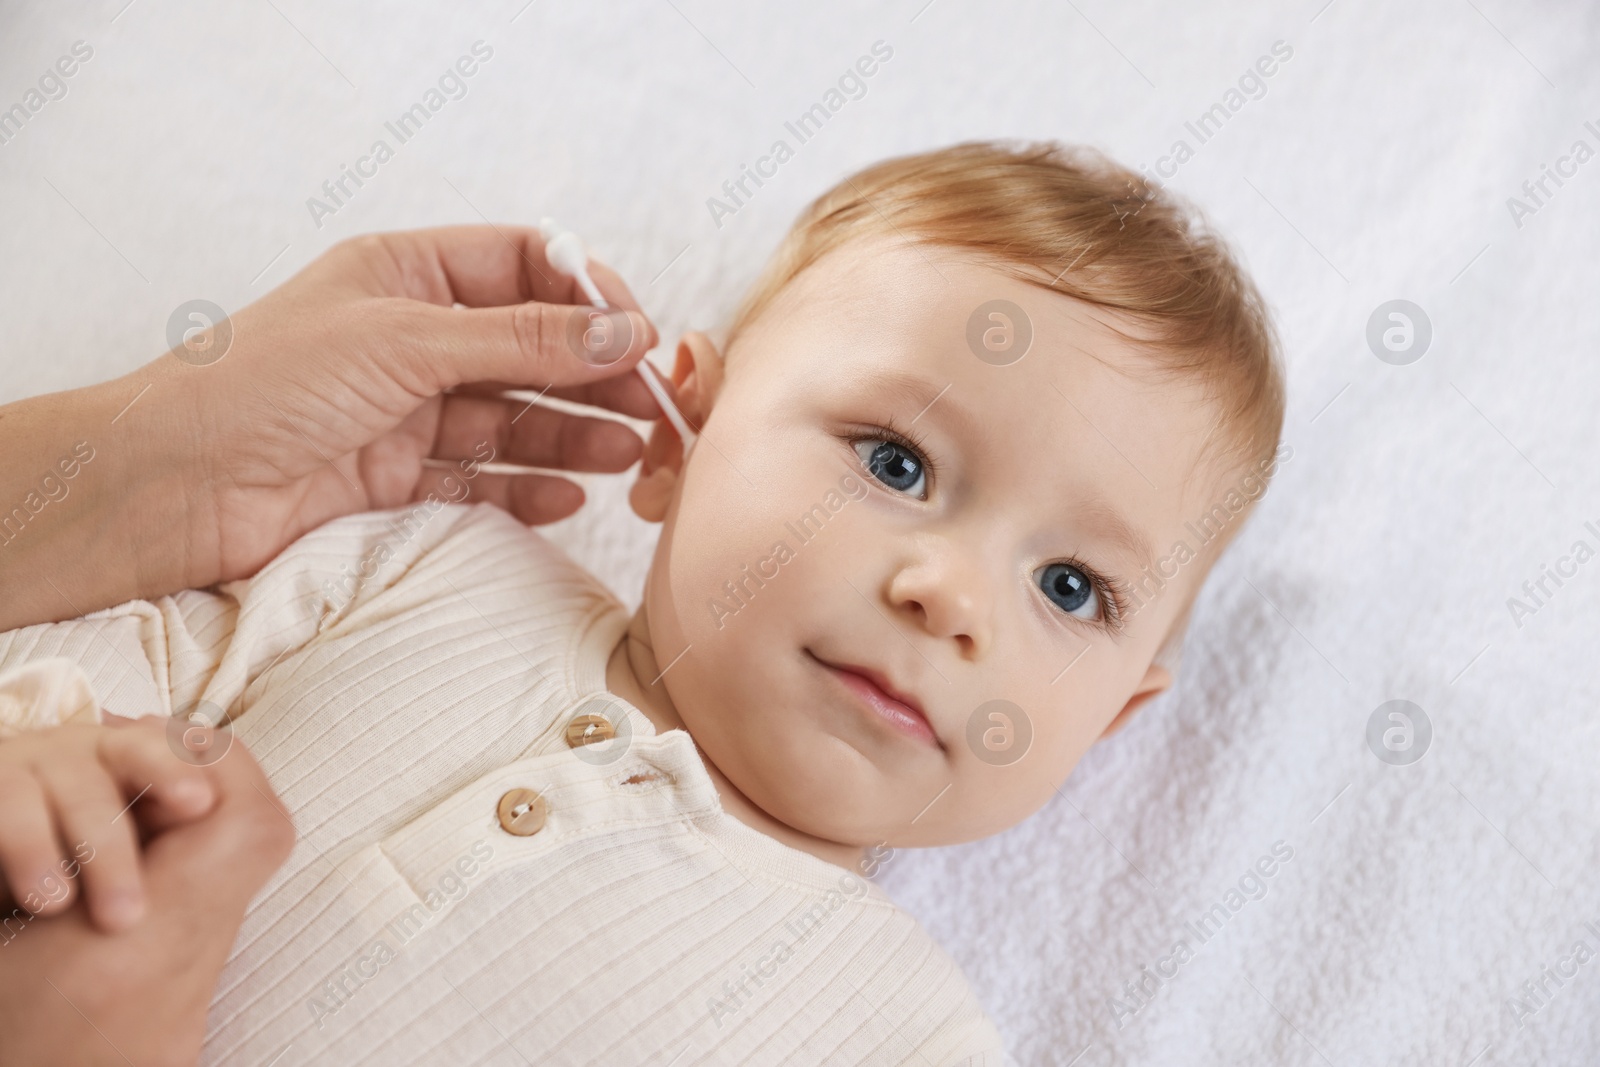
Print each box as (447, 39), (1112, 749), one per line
(0, 139), (1285, 1064)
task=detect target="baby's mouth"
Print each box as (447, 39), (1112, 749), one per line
(804, 649), (942, 750)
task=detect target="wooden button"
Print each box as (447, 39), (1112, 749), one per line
(565, 713), (616, 748)
(496, 788), (547, 836)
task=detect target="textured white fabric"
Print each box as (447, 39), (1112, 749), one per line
(0, 657), (99, 738)
(5, 2), (1600, 1063)
(0, 503), (1005, 1066)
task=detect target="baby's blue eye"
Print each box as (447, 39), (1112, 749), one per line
(854, 439), (926, 498)
(1037, 562), (1100, 619)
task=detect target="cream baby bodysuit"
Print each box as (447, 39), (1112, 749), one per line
(0, 502), (1006, 1066)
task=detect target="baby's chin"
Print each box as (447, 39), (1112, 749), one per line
(697, 695), (1073, 851)
(670, 623), (1000, 843)
(685, 702), (960, 849)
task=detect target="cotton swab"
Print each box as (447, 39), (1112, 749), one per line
(538, 217), (699, 454)
(544, 230), (608, 308)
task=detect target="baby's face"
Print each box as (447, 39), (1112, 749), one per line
(644, 235), (1228, 847)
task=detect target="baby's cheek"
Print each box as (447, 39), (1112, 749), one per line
(660, 479), (766, 635)
(936, 709), (1098, 841)
(667, 445), (852, 648)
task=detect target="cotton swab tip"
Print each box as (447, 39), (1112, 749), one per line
(538, 214), (697, 453)
(544, 230), (587, 277)
(544, 230), (609, 308)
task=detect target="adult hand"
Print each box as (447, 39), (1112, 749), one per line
(0, 225), (666, 628)
(0, 723), (295, 1067)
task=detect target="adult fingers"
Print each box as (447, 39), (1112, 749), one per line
(327, 226), (653, 321)
(446, 364), (671, 422)
(430, 394), (643, 473)
(394, 298), (658, 399)
(538, 360), (689, 421)
(0, 770), (69, 917)
(97, 720), (216, 835)
(144, 738), (295, 915)
(413, 468), (585, 526)
(640, 405), (686, 476)
(33, 757), (143, 932)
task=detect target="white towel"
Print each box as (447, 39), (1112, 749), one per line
(3, 1), (1596, 1061)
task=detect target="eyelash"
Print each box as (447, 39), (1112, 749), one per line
(842, 418), (1132, 635)
(1085, 568), (1133, 635)
(858, 413), (940, 484)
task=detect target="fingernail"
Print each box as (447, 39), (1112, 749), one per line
(168, 777), (212, 808)
(627, 311), (654, 350)
(102, 891), (144, 929)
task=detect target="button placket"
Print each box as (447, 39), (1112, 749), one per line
(378, 732), (718, 899)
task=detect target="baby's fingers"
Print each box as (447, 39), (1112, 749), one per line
(99, 716), (217, 830)
(33, 755), (147, 933)
(0, 769), (72, 918)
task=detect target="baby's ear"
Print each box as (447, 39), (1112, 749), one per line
(628, 331), (723, 523)
(1097, 661), (1173, 741)
(670, 329), (723, 416)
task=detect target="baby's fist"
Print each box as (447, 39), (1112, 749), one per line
(0, 714), (216, 933)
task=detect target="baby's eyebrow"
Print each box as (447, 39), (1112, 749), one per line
(864, 369), (980, 438)
(1072, 495), (1156, 575)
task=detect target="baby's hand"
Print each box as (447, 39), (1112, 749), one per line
(0, 716), (217, 932)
